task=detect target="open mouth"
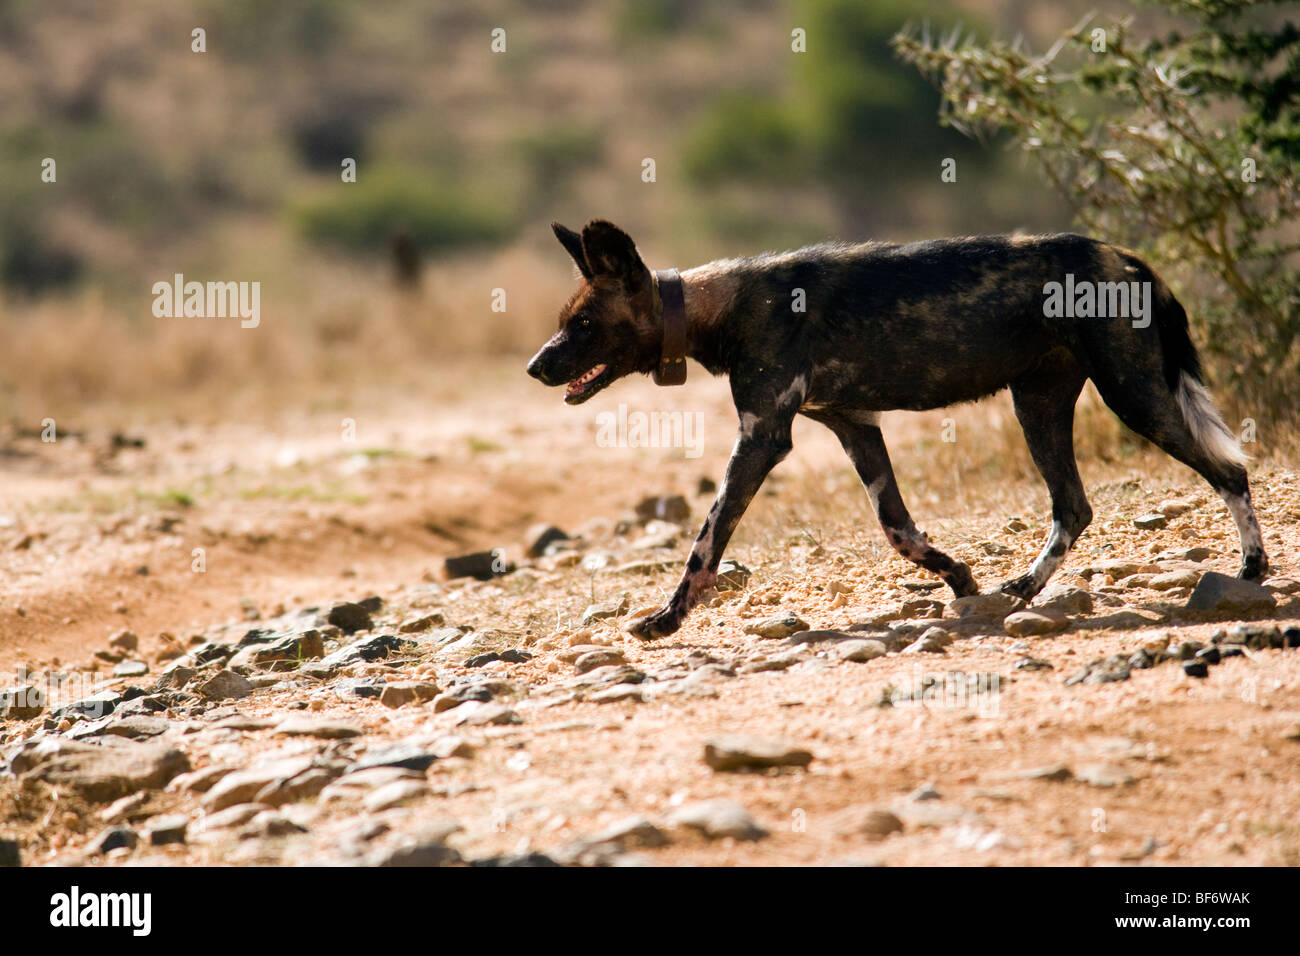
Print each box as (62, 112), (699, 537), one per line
(564, 363), (609, 404)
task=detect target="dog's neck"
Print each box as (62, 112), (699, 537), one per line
(679, 259), (744, 373)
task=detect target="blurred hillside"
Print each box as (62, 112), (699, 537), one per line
(0, 0), (1151, 421)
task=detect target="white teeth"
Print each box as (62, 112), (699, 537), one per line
(570, 364), (606, 388)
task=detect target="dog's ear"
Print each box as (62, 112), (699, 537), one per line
(581, 219), (648, 292)
(552, 222), (592, 280)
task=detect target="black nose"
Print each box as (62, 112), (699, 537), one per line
(526, 352), (554, 385)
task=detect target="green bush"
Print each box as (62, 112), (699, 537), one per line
(294, 168), (515, 253)
(683, 93), (809, 185)
(896, 0), (1300, 421)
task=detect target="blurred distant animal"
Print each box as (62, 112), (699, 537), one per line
(390, 228), (421, 288)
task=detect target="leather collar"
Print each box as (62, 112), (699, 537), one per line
(652, 268), (687, 386)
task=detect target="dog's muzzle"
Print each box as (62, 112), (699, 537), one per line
(526, 349), (557, 385)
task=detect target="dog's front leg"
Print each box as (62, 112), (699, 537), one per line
(626, 413), (794, 640)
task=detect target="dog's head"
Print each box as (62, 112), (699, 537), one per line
(526, 219), (660, 404)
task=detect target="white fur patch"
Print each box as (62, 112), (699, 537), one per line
(1177, 373), (1248, 468)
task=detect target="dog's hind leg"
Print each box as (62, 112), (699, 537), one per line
(1000, 352), (1092, 601)
(828, 416), (978, 597)
(1089, 369), (1267, 581)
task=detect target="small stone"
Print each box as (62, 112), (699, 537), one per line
(380, 681), (440, 709)
(92, 826), (138, 854)
(1003, 609), (1069, 637)
(831, 639), (888, 663)
(574, 649), (625, 674)
(1075, 763), (1134, 788)
(703, 734), (814, 772)
(947, 592), (1025, 620)
(891, 802), (971, 828)
(1186, 572), (1277, 616)
(101, 716), (169, 739)
(112, 660), (149, 678)
(634, 494), (690, 524)
(1013, 656), (1054, 672)
(1182, 659), (1210, 679)
(716, 559), (751, 591)
(444, 549), (513, 581)
(147, 815), (189, 846)
(900, 597), (945, 618)
(153, 665), (196, 691)
(0, 685), (45, 721)
(364, 778), (428, 813)
(327, 602), (374, 634)
(589, 684), (645, 704)
(452, 702), (521, 726)
(375, 829), (462, 867)
(273, 716), (363, 739)
(239, 810), (306, 840)
(1150, 569), (1201, 591)
(1032, 583), (1093, 615)
(526, 524), (569, 558)
(99, 792), (148, 824)
(349, 743), (440, 773)
(666, 799), (767, 841)
(585, 815), (669, 850)
(1157, 499), (1195, 517)
(399, 612), (445, 634)
(201, 756), (317, 812)
(24, 742), (191, 803)
(1014, 763), (1072, 782)
(902, 626), (953, 654)
(196, 669), (253, 701)
(1079, 559), (1159, 581)
(200, 804), (265, 831)
(837, 808), (904, 840)
(1133, 512), (1168, 530)
(1223, 622), (1282, 650)
(581, 594), (629, 624)
(743, 614), (809, 639)
(109, 630), (140, 652)
(784, 629), (861, 646)
(250, 631), (325, 665)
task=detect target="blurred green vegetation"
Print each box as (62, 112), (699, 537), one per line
(897, 0), (1300, 421)
(0, 0), (1068, 301)
(294, 167), (515, 251)
(682, 0), (1012, 236)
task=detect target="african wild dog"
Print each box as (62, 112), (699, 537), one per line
(527, 220), (1268, 640)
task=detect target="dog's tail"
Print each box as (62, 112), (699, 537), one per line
(1156, 288), (1249, 469)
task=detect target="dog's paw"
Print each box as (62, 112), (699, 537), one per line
(1238, 553), (1269, 582)
(998, 574), (1039, 602)
(946, 562), (980, 598)
(624, 608), (680, 641)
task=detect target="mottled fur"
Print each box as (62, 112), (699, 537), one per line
(527, 220), (1268, 640)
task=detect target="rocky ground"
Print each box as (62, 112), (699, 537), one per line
(1, 371), (1298, 867)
